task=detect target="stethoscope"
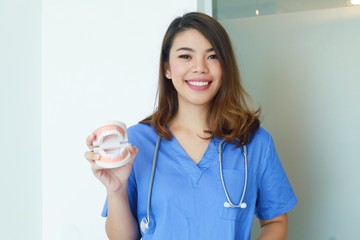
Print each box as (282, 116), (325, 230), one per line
(140, 136), (249, 235)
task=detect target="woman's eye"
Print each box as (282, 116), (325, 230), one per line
(208, 54), (218, 60)
(179, 55), (191, 59)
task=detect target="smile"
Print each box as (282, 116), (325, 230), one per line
(185, 80), (212, 91)
(187, 81), (210, 86)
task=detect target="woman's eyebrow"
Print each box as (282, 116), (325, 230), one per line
(176, 47), (214, 52)
(176, 47), (194, 52)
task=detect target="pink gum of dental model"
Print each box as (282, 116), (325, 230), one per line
(92, 121), (131, 168)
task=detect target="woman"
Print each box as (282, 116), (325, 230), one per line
(85, 12), (297, 240)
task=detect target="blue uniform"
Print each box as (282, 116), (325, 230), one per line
(102, 123), (297, 239)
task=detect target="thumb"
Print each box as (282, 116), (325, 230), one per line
(127, 146), (138, 165)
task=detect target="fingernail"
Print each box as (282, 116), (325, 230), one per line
(130, 146), (137, 154)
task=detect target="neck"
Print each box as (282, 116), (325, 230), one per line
(169, 103), (210, 137)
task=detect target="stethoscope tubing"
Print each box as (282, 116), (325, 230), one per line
(218, 139), (248, 208)
(145, 136), (161, 223)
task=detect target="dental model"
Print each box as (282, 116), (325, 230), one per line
(92, 121), (131, 168)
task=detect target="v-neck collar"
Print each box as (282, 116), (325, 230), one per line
(164, 136), (220, 186)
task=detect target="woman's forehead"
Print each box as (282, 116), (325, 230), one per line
(171, 29), (213, 51)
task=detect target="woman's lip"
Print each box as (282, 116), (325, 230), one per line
(186, 78), (212, 84)
(185, 80), (212, 90)
(186, 78), (211, 82)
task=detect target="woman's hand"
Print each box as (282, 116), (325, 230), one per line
(84, 134), (138, 192)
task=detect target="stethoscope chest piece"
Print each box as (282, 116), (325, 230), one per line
(140, 217), (155, 235)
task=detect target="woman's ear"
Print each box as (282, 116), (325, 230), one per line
(164, 65), (171, 79)
(165, 70), (171, 79)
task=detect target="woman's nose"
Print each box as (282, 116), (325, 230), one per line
(192, 58), (208, 73)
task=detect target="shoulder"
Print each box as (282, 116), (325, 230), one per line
(249, 127), (273, 147)
(127, 123), (158, 143)
(246, 126), (278, 162)
(127, 122), (153, 134)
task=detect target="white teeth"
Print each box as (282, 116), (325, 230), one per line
(98, 130), (125, 144)
(104, 145), (128, 158)
(94, 144), (130, 159)
(188, 81), (209, 86)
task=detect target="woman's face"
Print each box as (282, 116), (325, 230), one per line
(166, 29), (222, 109)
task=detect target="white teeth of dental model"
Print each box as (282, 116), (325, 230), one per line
(97, 129), (125, 144)
(92, 121), (131, 169)
(188, 81), (209, 86)
(95, 144), (129, 159)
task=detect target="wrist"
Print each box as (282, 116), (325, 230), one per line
(107, 183), (128, 196)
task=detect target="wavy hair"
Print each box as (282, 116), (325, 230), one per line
(140, 12), (261, 146)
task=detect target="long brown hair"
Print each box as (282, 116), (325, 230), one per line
(140, 12), (260, 146)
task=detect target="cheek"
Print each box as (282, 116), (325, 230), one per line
(168, 59), (179, 73)
(169, 62), (187, 77)
(213, 63), (223, 79)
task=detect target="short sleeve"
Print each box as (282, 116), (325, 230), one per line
(101, 197), (108, 217)
(255, 134), (297, 220)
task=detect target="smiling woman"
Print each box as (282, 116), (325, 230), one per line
(85, 11), (297, 240)
(166, 29), (222, 108)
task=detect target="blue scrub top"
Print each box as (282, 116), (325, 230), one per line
(102, 124), (297, 240)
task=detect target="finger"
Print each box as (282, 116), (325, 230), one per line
(91, 161), (105, 171)
(127, 146), (138, 165)
(129, 145), (138, 155)
(84, 151), (100, 163)
(86, 134), (96, 149)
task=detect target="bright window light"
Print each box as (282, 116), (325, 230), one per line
(351, 0), (360, 5)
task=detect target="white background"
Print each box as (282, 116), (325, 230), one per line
(1, 0), (41, 239)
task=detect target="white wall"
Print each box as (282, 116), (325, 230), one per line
(221, 6), (360, 240)
(0, 1), (42, 240)
(42, 1), (197, 239)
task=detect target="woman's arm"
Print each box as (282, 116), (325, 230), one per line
(105, 188), (140, 240)
(257, 213), (288, 240)
(85, 134), (140, 240)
